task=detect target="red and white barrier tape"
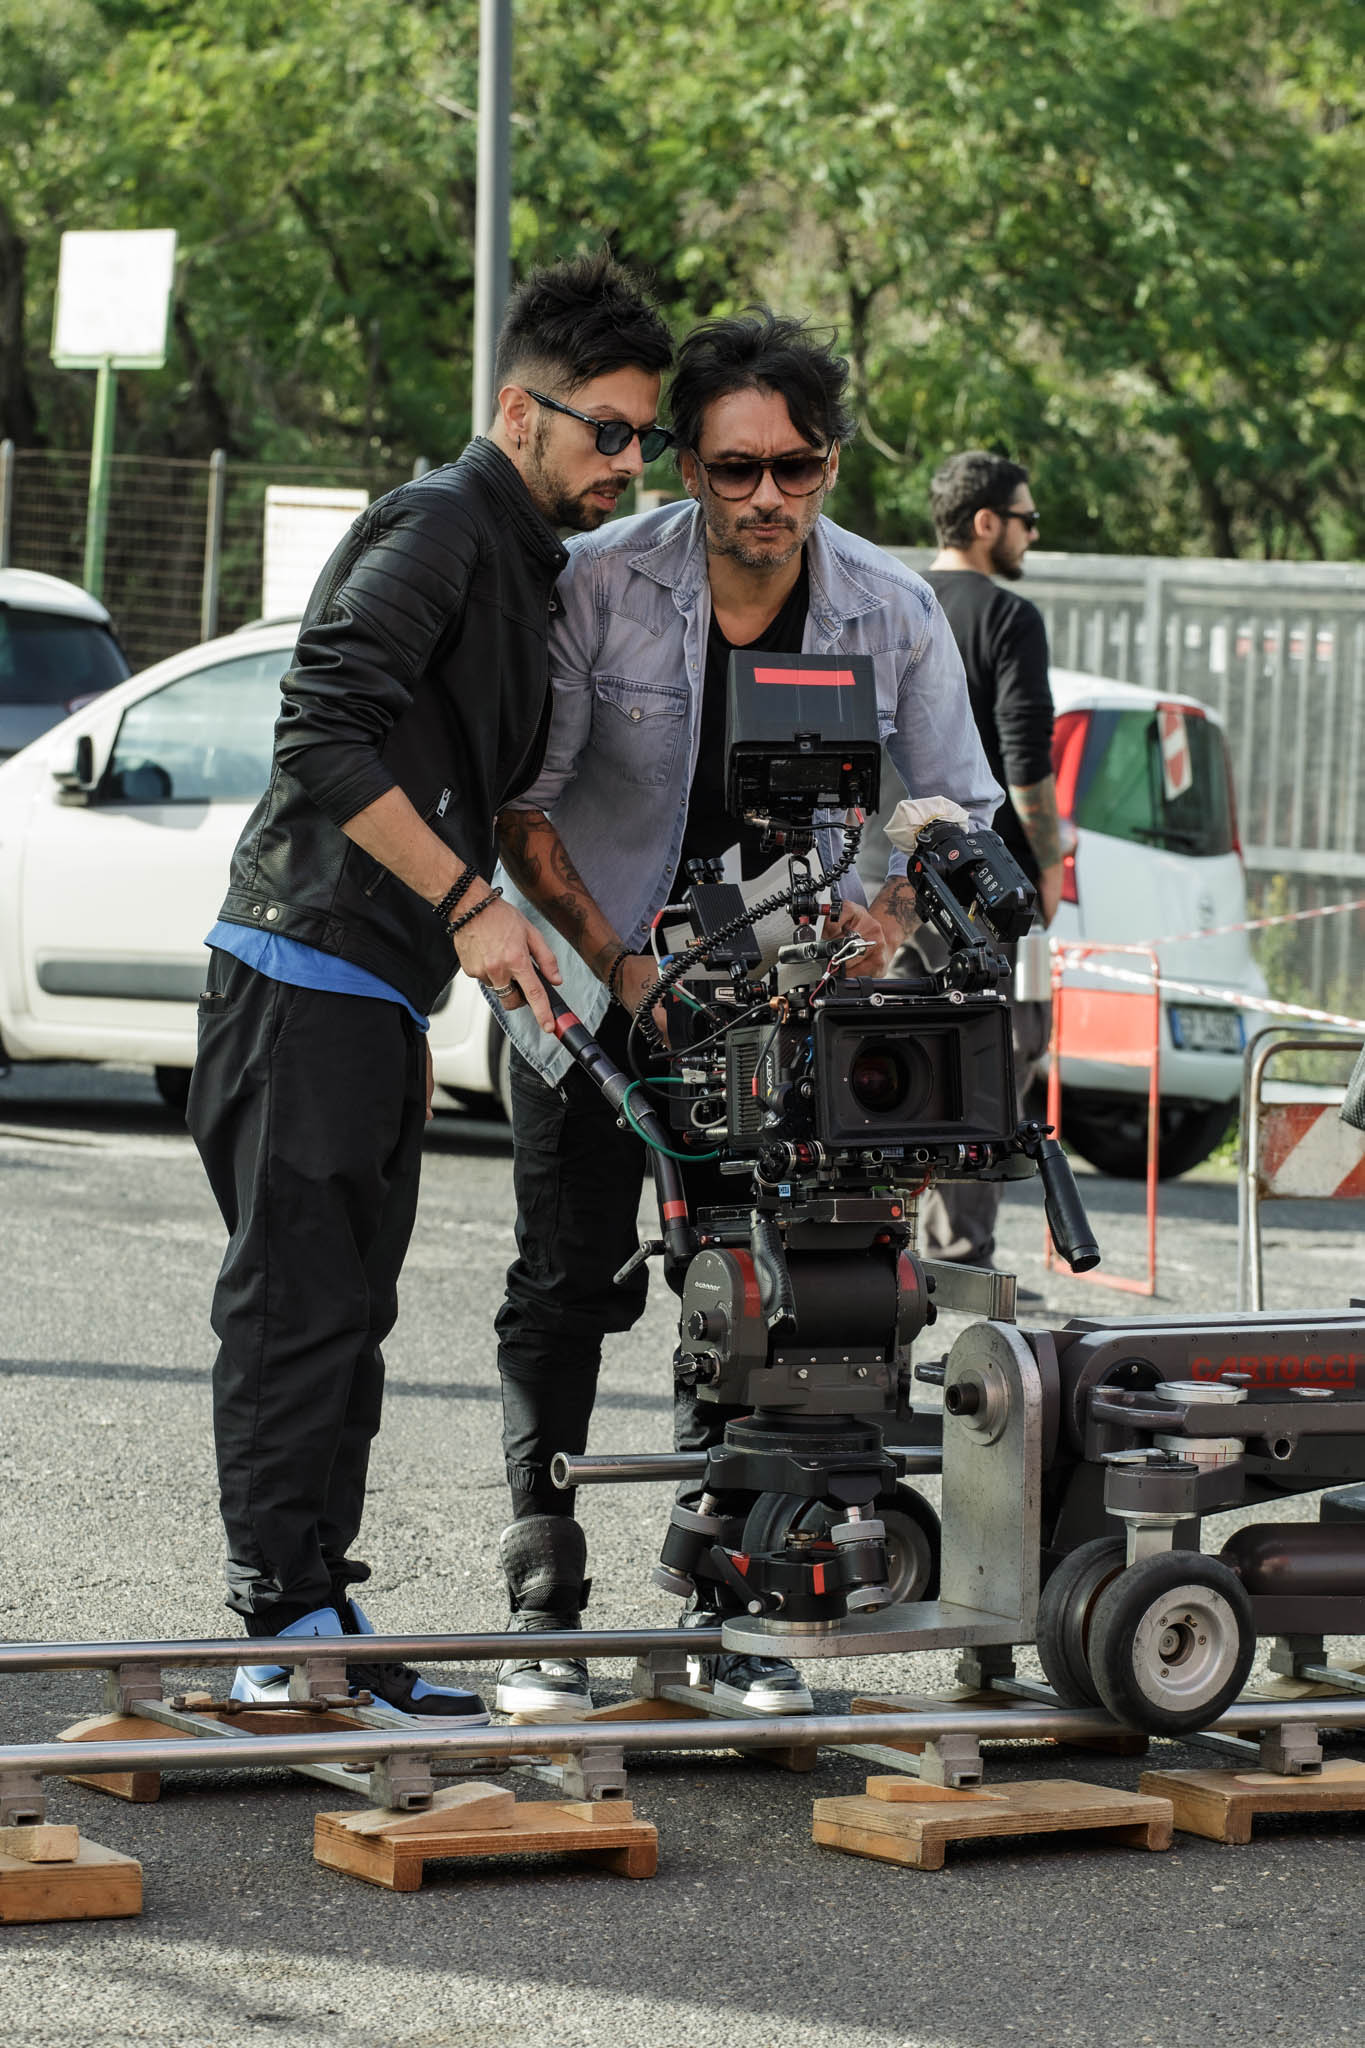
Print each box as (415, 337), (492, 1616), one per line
(1138, 894), (1365, 949)
(1052, 948), (1365, 1037)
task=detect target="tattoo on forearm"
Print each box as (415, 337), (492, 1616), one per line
(1009, 775), (1063, 870)
(874, 878), (921, 938)
(495, 809), (616, 967)
(496, 811), (545, 891)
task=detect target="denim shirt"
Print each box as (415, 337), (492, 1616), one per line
(492, 502), (1001, 1083)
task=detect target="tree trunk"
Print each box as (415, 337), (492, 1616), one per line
(0, 196), (43, 446)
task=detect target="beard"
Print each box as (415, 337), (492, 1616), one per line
(524, 415), (633, 531)
(706, 501), (817, 571)
(989, 532), (1025, 580)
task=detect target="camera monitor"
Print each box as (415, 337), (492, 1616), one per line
(725, 649), (881, 826)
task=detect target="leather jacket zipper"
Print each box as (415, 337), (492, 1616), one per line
(362, 787), (453, 896)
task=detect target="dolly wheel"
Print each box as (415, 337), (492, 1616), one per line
(1035, 1537), (1127, 1707)
(1087, 1551), (1255, 1736)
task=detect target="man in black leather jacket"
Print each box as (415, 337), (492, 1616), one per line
(187, 254), (673, 1726)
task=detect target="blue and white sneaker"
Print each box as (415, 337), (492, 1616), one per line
(230, 1603), (489, 1726)
(340, 1598), (490, 1727)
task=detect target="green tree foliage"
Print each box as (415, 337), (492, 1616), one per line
(2, 0), (1362, 552)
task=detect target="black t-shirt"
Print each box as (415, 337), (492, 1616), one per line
(679, 557), (811, 878)
(923, 568), (1053, 882)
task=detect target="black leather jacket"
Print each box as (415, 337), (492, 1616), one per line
(217, 439), (568, 1014)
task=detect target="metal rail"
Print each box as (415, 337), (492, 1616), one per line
(4, 1697), (1362, 1783)
(551, 1450), (943, 1488)
(0, 1626), (720, 1674)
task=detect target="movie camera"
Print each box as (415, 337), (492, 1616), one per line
(547, 651), (1101, 1647)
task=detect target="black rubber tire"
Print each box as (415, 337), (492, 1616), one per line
(1087, 1550), (1255, 1735)
(739, 1484), (941, 1605)
(1059, 1093), (1234, 1182)
(153, 1065), (192, 1118)
(1035, 1536), (1128, 1707)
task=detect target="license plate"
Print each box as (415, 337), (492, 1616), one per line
(1169, 1004), (1245, 1053)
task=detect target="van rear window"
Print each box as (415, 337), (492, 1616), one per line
(1071, 708), (1234, 856)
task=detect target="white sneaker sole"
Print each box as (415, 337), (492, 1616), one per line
(494, 1684), (595, 1721)
(358, 1697), (491, 1730)
(710, 1678), (813, 1715)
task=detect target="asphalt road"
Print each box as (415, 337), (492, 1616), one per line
(2, 1061), (1364, 2048)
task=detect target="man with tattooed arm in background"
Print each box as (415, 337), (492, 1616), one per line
(916, 450), (1062, 1286)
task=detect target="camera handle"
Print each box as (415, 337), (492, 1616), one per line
(1015, 1120), (1101, 1272)
(541, 985), (698, 1266)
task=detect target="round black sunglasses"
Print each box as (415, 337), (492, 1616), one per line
(527, 389), (674, 463)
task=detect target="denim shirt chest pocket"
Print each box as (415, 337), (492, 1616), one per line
(590, 674), (689, 788)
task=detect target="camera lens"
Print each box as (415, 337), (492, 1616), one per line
(849, 1041), (911, 1114)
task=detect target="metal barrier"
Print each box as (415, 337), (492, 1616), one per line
(1236, 1026), (1365, 1309)
(1045, 941), (1161, 1295)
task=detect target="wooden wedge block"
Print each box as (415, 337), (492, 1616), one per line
(865, 1778), (1006, 1806)
(0, 1836), (141, 1923)
(814, 1777), (1173, 1872)
(314, 1797), (658, 1892)
(335, 1784), (516, 1839)
(851, 1691), (1147, 1758)
(0, 1825), (80, 1863)
(1140, 1757), (1365, 1845)
(57, 1713), (193, 1803)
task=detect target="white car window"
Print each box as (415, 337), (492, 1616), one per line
(104, 649), (285, 804)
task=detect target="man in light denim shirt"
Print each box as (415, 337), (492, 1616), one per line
(486, 312), (1001, 1720)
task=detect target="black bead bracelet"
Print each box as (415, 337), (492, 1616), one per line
(433, 865), (478, 923)
(446, 886), (503, 937)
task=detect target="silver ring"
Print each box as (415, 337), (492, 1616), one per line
(488, 981), (516, 999)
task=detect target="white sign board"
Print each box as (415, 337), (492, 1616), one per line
(262, 486), (369, 622)
(51, 229), (178, 369)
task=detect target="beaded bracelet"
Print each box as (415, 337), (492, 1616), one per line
(605, 946), (633, 1006)
(446, 886), (503, 937)
(432, 865), (478, 923)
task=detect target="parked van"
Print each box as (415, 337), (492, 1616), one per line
(1046, 671), (1264, 1177)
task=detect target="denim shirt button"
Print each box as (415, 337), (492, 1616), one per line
(630, 707), (642, 721)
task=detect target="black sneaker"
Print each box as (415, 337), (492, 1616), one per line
(495, 1646), (593, 1721)
(495, 1515), (593, 1719)
(682, 1610), (813, 1713)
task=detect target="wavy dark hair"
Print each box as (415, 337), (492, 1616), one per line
(668, 309), (856, 456)
(493, 251), (673, 398)
(930, 450), (1030, 546)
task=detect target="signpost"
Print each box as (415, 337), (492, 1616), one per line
(50, 229), (177, 600)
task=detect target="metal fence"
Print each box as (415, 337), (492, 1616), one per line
(892, 548), (1365, 1010)
(1, 449), (1361, 1005)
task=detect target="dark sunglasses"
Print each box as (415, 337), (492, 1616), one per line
(526, 388), (674, 463)
(996, 506), (1040, 531)
(692, 448), (835, 501)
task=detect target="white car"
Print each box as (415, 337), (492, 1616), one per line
(0, 623), (510, 1115)
(1045, 668), (1265, 1178)
(861, 668), (1266, 1179)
